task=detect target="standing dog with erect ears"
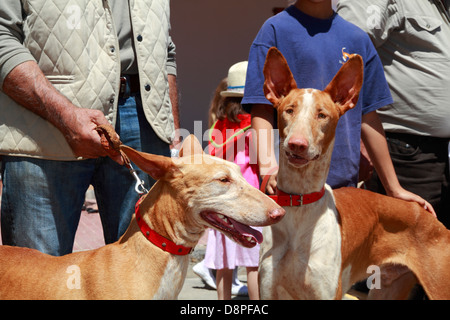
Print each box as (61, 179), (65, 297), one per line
(258, 47), (450, 300)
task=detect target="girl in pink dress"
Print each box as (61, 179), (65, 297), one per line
(203, 62), (261, 300)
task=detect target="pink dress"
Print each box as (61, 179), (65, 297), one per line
(204, 115), (262, 269)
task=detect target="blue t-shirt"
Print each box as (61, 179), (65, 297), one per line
(242, 6), (393, 188)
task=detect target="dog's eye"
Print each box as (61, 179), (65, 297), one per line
(318, 112), (327, 119)
(218, 177), (231, 183)
(285, 108), (294, 115)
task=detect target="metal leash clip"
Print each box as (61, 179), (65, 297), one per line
(128, 163), (149, 195)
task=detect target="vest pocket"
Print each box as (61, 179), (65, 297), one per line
(45, 75), (75, 84)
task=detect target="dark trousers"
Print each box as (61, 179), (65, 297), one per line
(366, 132), (450, 228)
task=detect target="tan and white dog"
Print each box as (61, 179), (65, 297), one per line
(258, 47), (450, 300)
(0, 135), (284, 299)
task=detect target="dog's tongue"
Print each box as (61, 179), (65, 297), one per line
(229, 217), (263, 244)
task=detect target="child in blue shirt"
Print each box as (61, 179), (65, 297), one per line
(242, 0), (434, 213)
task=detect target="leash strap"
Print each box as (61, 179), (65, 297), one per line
(97, 125), (191, 254)
(127, 163), (149, 195)
(96, 124), (148, 195)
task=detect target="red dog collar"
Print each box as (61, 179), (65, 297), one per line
(269, 187), (326, 207)
(135, 199), (193, 256)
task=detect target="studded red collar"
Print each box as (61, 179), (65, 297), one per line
(135, 198), (193, 256)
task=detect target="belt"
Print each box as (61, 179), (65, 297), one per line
(119, 74), (140, 98)
(386, 132), (449, 148)
(386, 132), (449, 157)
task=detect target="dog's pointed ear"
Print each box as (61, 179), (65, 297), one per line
(324, 54), (364, 116)
(263, 47), (298, 106)
(179, 134), (204, 157)
(119, 145), (179, 180)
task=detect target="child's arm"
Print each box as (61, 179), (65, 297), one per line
(361, 111), (436, 216)
(251, 104), (278, 195)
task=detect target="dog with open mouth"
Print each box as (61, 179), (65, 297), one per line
(0, 133), (284, 300)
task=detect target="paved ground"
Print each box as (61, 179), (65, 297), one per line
(178, 243), (252, 300)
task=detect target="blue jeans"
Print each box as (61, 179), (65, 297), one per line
(0, 93), (170, 255)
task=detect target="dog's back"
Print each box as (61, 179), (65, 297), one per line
(335, 187), (450, 299)
(0, 243), (131, 299)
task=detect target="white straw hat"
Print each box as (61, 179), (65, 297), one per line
(220, 61), (248, 97)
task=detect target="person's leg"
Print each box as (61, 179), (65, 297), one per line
(94, 93), (170, 244)
(216, 268), (233, 300)
(246, 267), (260, 300)
(1, 157), (93, 255)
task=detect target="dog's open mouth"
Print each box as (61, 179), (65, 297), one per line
(200, 212), (263, 248)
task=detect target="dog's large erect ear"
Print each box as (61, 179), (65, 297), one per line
(178, 134), (204, 157)
(263, 47), (298, 106)
(120, 145), (179, 180)
(324, 54), (364, 116)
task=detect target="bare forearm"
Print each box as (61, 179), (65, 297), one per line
(361, 111), (436, 215)
(2, 61), (110, 159)
(168, 74), (180, 129)
(251, 104), (278, 176)
(2, 61), (76, 133)
(361, 111), (401, 196)
(168, 74), (181, 148)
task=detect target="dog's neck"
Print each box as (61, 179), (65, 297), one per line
(116, 181), (202, 298)
(133, 181), (205, 249)
(277, 138), (334, 196)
